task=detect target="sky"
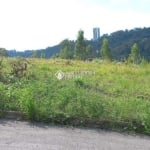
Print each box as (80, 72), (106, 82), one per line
(0, 0), (150, 51)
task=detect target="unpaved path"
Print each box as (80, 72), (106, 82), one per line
(0, 119), (150, 150)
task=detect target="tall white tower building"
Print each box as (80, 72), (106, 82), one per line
(93, 27), (100, 40)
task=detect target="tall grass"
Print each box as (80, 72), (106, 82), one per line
(0, 58), (150, 133)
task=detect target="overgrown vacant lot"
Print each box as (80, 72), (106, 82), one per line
(0, 58), (150, 134)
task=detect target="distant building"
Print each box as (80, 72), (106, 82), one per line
(93, 27), (100, 40)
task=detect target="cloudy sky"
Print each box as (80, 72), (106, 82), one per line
(0, 0), (150, 51)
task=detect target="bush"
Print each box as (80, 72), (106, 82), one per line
(10, 58), (28, 78)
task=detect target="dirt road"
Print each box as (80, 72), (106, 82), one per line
(0, 119), (150, 150)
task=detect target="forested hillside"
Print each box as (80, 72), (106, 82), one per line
(105, 27), (150, 60)
(7, 27), (150, 60)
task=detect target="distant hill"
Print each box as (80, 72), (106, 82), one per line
(7, 45), (61, 58)
(104, 27), (150, 60)
(7, 27), (150, 60)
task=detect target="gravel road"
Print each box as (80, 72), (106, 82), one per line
(0, 119), (150, 150)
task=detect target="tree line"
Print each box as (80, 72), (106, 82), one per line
(3, 27), (150, 62)
(57, 30), (144, 64)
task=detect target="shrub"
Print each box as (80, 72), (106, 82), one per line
(10, 58), (29, 78)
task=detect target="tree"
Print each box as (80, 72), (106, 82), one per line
(0, 48), (8, 57)
(128, 43), (141, 64)
(75, 30), (86, 60)
(59, 39), (73, 59)
(100, 38), (112, 61)
(40, 52), (46, 58)
(86, 45), (93, 59)
(31, 50), (37, 58)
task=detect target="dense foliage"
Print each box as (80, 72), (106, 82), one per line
(59, 39), (74, 59)
(0, 48), (8, 57)
(128, 43), (141, 64)
(100, 38), (112, 61)
(75, 30), (87, 60)
(107, 27), (150, 60)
